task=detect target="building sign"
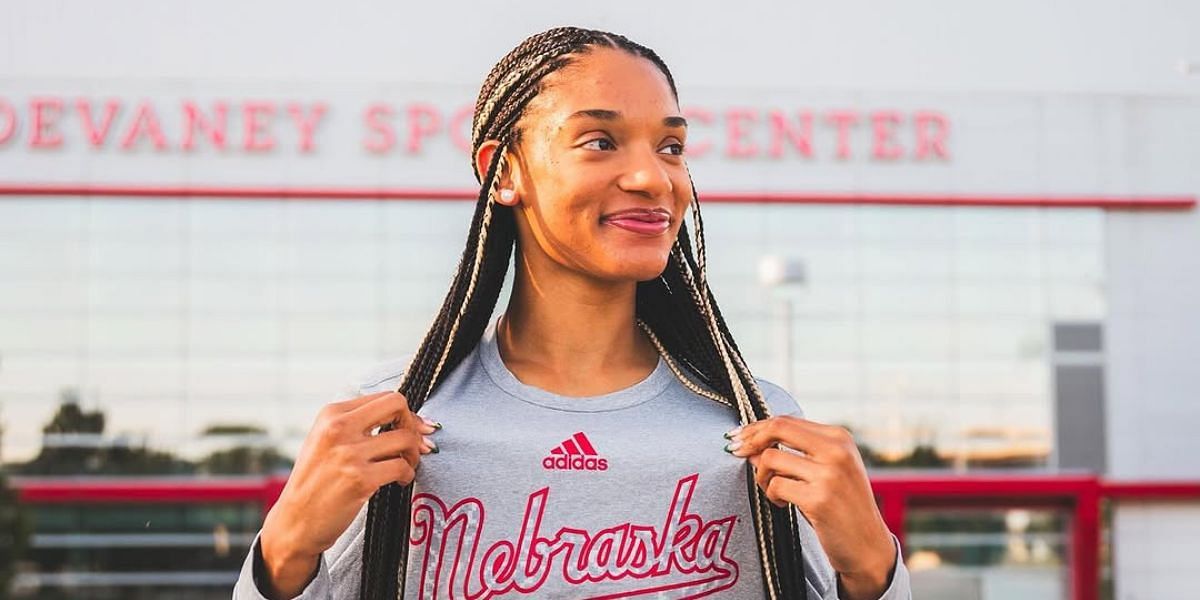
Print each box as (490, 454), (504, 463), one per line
(1, 96), (950, 162)
(0, 80), (1194, 208)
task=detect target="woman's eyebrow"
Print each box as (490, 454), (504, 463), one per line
(565, 108), (687, 128)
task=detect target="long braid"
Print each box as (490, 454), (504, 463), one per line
(683, 165), (808, 594)
(672, 182), (799, 598)
(358, 26), (807, 600)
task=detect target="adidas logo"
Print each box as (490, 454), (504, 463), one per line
(542, 431), (608, 471)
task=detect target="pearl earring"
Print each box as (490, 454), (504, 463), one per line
(499, 189), (515, 202)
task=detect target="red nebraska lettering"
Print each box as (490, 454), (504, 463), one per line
(408, 473), (739, 599)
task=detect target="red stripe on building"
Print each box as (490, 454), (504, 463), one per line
(0, 183), (1194, 209)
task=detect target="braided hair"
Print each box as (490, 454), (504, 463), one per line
(359, 26), (808, 600)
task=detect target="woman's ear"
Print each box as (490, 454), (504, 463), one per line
(474, 140), (521, 206)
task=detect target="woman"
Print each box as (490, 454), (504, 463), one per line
(235, 26), (911, 600)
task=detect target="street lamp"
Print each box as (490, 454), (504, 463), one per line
(757, 255), (806, 394)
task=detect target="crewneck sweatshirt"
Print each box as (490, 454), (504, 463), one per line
(233, 313), (911, 599)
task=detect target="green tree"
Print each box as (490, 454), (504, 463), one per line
(841, 421), (951, 469)
(15, 387), (194, 476)
(0, 469), (33, 598)
(196, 423), (294, 475)
(893, 443), (951, 467)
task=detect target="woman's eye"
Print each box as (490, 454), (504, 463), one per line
(660, 143), (686, 156)
(582, 137), (616, 151)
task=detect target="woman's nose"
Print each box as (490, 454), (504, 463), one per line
(617, 147), (674, 198)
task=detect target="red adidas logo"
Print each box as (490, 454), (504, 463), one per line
(542, 431), (608, 471)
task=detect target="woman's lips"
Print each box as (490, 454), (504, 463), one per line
(602, 217), (670, 235)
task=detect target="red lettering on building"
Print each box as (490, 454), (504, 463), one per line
(363, 103), (395, 153)
(450, 104), (474, 154)
(914, 110), (950, 160)
(767, 110), (814, 159)
(286, 102), (327, 153)
(120, 101), (169, 151)
(0, 95), (952, 162)
(77, 99), (123, 148)
(242, 101), (276, 152)
(30, 97), (65, 149)
(0, 99), (15, 145)
(871, 110), (904, 160)
(724, 107), (758, 158)
(826, 109), (860, 160)
(682, 107), (714, 158)
(406, 103), (441, 154)
(181, 101), (228, 151)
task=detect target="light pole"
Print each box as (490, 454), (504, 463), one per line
(757, 255), (806, 395)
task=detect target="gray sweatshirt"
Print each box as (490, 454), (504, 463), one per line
(234, 313), (912, 599)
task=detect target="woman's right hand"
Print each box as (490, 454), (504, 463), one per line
(257, 390), (439, 599)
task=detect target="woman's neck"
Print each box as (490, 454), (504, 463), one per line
(496, 294), (661, 398)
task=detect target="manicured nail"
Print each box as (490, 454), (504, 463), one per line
(422, 417), (443, 430)
(423, 437), (439, 453)
(723, 425), (743, 439)
(723, 440), (743, 454)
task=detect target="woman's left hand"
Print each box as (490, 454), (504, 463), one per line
(725, 415), (897, 599)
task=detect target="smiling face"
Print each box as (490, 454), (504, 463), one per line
(481, 45), (695, 284)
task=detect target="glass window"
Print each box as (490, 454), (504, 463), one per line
(0, 278), (88, 312)
(0, 198), (1107, 476)
(88, 239), (185, 275)
(859, 205), (954, 242)
(0, 239), (87, 275)
(906, 506), (1069, 599)
(88, 315), (183, 354)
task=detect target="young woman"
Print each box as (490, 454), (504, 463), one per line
(235, 26), (911, 600)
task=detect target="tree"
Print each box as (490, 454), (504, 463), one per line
(893, 443), (951, 468)
(0, 469), (33, 598)
(15, 387), (194, 476)
(196, 423), (294, 475)
(840, 421), (952, 469)
(14, 390), (296, 476)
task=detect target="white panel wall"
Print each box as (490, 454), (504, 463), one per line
(1102, 54), (1200, 600)
(3, 0), (1199, 96)
(1113, 503), (1200, 599)
(1105, 96), (1200, 479)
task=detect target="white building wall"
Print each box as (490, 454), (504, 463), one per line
(1105, 106), (1200, 597)
(1112, 503), (1200, 600)
(4, 0), (1199, 96)
(1107, 208), (1200, 480)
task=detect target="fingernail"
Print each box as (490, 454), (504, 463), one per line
(423, 437), (439, 453)
(723, 425), (743, 439)
(422, 417), (443, 430)
(723, 440), (743, 454)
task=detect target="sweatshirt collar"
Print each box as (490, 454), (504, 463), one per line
(477, 313), (672, 412)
